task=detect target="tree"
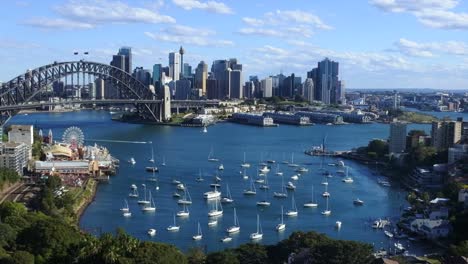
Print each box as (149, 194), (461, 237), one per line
(450, 240), (468, 257)
(0, 223), (17, 249)
(187, 247), (206, 264)
(235, 243), (268, 264)
(9, 251), (35, 264)
(367, 140), (388, 158)
(131, 242), (187, 264)
(206, 250), (239, 264)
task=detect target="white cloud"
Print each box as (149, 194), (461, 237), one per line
(22, 18), (95, 29)
(240, 9), (331, 39)
(395, 38), (468, 57)
(23, 0), (175, 29)
(144, 30), (234, 47)
(163, 25), (215, 36)
(370, 0), (468, 30)
(171, 0), (233, 14)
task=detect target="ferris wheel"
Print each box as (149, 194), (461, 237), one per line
(62, 126), (85, 147)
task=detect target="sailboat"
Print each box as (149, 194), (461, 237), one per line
(196, 169), (204, 182)
(128, 188), (139, 198)
(259, 173), (269, 190)
(322, 182), (330, 197)
(137, 184), (150, 205)
(285, 194), (298, 216)
(221, 183), (234, 204)
(342, 166), (354, 183)
(287, 153), (298, 167)
(148, 143), (155, 163)
(249, 214), (263, 240)
(275, 164), (283, 176)
(142, 191), (156, 212)
(276, 206), (286, 231)
(321, 175), (329, 186)
(242, 168), (249, 180)
(204, 185), (221, 199)
(303, 185), (318, 208)
(120, 199), (130, 212)
(226, 208), (240, 233)
(208, 198), (223, 217)
(321, 196), (331, 215)
(167, 214), (180, 231)
(259, 165), (270, 174)
(256, 190), (271, 207)
(193, 222), (203, 240)
(243, 177), (256, 195)
(208, 147), (219, 162)
(178, 186), (192, 205)
(273, 174), (287, 198)
(176, 204), (190, 217)
(148, 168), (158, 182)
(241, 152), (250, 168)
(161, 156), (166, 166)
(129, 157), (136, 165)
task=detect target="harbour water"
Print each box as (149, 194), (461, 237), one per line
(10, 110), (434, 254)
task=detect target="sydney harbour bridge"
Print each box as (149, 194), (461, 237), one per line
(0, 60), (219, 126)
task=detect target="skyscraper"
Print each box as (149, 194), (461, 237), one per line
(303, 78), (314, 104)
(169, 52), (181, 81)
(179, 46), (185, 78)
(132, 67), (152, 86)
(309, 58), (341, 104)
(110, 55), (125, 71)
(118, 47), (132, 73)
(261, 77), (273, 98)
(230, 69), (243, 99)
(431, 120), (462, 150)
(153, 64), (162, 90)
(183, 63), (192, 77)
(195, 61), (208, 95)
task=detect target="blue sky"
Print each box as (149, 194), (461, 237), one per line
(1, 0), (468, 89)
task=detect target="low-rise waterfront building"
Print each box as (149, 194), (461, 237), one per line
(231, 113), (276, 126)
(263, 112), (311, 126)
(408, 167), (445, 189)
(295, 111), (343, 124)
(410, 219), (451, 239)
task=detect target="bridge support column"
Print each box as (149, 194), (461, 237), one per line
(176, 106), (179, 115)
(162, 85), (172, 121)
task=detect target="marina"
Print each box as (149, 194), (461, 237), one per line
(10, 110), (431, 254)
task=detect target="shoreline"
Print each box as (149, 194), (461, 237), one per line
(74, 178), (98, 225)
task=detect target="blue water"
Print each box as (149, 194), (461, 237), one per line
(9, 111), (434, 254)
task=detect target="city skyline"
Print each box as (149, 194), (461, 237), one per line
(1, 0), (468, 89)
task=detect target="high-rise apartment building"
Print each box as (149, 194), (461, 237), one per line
(261, 77), (273, 98)
(431, 120), (462, 150)
(389, 121), (407, 154)
(309, 58), (341, 104)
(230, 70), (243, 99)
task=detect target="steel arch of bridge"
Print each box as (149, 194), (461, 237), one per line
(0, 60), (159, 122)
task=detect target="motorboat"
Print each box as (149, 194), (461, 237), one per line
(296, 167), (308, 173)
(129, 158), (136, 165)
(256, 200), (271, 207)
(204, 186), (221, 199)
(259, 166), (270, 173)
(353, 198), (364, 205)
(176, 183), (185, 191)
(335, 221), (342, 229)
(285, 181), (296, 190)
(255, 179), (265, 184)
(218, 164), (224, 170)
(221, 236), (232, 243)
(122, 211), (132, 217)
(147, 229), (156, 236)
(291, 174), (299, 181)
(384, 231), (394, 238)
(342, 177), (354, 183)
(208, 220), (218, 226)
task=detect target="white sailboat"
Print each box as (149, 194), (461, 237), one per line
(287, 153), (298, 167)
(128, 188), (139, 198)
(322, 183), (330, 197)
(303, 185), (318, 208)
(259, 173), (269, 190)
(137, 184), (150, 205)
(321, 196), (331, 215)
(142, 191), (156, 212)
(243, 177), (256, 195)
(285, 194), (298, 216)
(242, 168), (249, 180)
(221, 183), (234, 204)
(204, 185), (221, 199)
(249, 214), (263, 240)
(208, 147), (219, 162)
(193, 222), (203, 240)
(256, 189), (271, 207)
(148, 144), (155, 163)
(241, 152), (250, 168)
(120, 199), (130, 212)
(220, 236), (232, 243)
(226, 208), (240, 233)
(276, 206), (286, 231)
(275, 164), (283, 176)
(178, 186), (192, 205)
(161, 156), (166, 166)
(259, 165), (270, 174)
(176, 204), (190, 217)
(342, 166), (354, 183)
(285, 181), (296, 190)
(196, 169), (204, 182)
(208, 198), (223, 217)
(167, 214), (180, 231)
(273, 174), (287, 198)
(208, 219), (218, 226)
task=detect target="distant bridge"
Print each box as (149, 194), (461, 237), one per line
(0, 60), (220, 125)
